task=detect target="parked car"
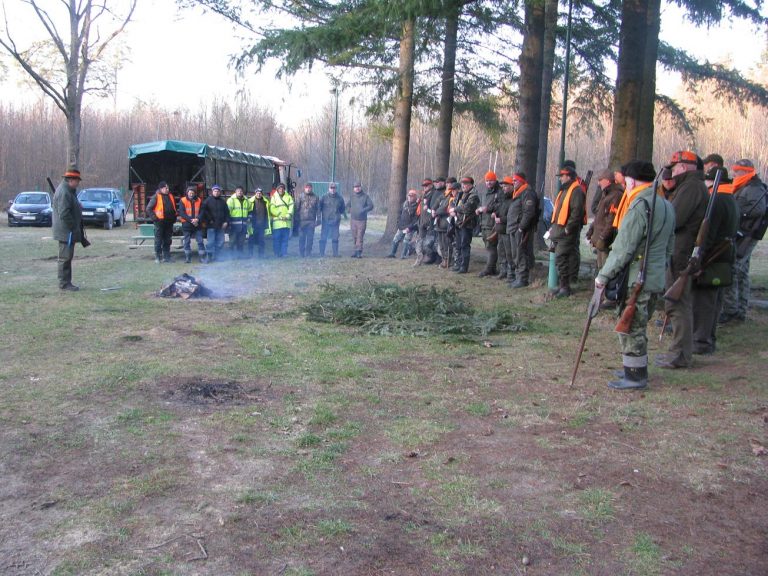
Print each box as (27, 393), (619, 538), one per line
(78, 188), (126, 229)
(7, 191), (53, 227)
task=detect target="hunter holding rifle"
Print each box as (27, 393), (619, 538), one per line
(656, 151), (709, 370)
(691, 167), (739, 355)
(593, 161), (674, 390)
(52, 167), (87, 291)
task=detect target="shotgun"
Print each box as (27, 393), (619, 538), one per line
(664, 169), (722, 303)
(615, 173), (661, 335)
(569, 284), (603, 387)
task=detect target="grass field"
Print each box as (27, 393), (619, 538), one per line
(0, 218), (766, 576)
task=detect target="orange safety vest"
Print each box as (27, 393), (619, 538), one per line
(153, 193), (177, 221)
(180, 197), (201, 222)
(552, 181), (586, 226)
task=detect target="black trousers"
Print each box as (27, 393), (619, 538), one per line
(154, 220), (174, 259)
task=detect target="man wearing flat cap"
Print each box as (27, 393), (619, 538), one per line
(657, 151), (708, 369)
(451, 176), (480, 273)
(587, 168), (624, 271)
(52, 167), (86, 291)
(550, 165), (587, 297)
(595, 161), (675, 389)
(348, 182), (374, 258)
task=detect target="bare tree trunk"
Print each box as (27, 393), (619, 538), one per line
(535, 0), (558, 192)
(382, 17), (415, 243)
(609, 0), (660, 165)
(514, 0), (546, 184)
(637, 0), (660, 159)
(436, 3), (460, 178)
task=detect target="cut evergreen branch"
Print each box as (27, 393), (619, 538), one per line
(301, 281), (525, 338)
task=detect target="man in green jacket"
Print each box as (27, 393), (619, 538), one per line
(52, 167), (85, 291)
(595, 161), (675, 390)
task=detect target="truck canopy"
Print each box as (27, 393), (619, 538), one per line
(128, 140), (283, 195)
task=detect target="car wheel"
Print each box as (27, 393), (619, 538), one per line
(116, 211), (124, 227)
(104, 213), (114, 230)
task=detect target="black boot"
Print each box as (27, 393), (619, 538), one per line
(388, 242), (398, 258)
(608, 365), (648, 390)
(555, 279), (572, 298)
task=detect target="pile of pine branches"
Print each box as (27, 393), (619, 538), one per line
(301, 282), (525, 338)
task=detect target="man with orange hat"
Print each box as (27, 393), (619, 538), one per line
(719, 159), (767, 323)
(508, 172), (539, 288)
(477, 171), (502, 277)
(52, 166), (86, 291)
(657, 150), (708, 369)
(496, 177), (516, 281)
(550, 165), (587, 297)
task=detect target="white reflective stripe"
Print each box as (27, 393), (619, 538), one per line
(622, 354), (647, 368)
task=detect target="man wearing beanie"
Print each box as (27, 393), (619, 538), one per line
(656, 151), (708, 369)
(595, 161), (675, 389)
(477, 171), (502, 278)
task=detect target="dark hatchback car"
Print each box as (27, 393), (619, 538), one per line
(7, 191), (53, 227)
(78, 188), (127, 229)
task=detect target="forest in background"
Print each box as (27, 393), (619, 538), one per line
(1, 66), (766, 210)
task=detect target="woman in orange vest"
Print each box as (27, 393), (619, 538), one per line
(146, 181), (177, 263)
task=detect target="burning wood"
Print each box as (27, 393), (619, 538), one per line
(158, 273), (213, 299)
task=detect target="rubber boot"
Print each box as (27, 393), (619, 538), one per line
(388, 241), (398, 258)
(608, 366), (648, 390)
(555, 278), (572, 298)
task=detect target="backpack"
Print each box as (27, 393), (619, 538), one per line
(750, 186), (768, 240)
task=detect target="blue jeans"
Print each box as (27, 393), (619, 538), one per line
(272, 227), (290, 257)
(206, 228), (226, 258)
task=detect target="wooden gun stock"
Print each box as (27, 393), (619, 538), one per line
(615, 283), (641, 335)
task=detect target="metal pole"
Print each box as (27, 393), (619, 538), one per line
(331, 86), (339, 183)
(558, 0), (573, 168)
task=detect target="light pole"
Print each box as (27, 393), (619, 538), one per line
(331, 85), (339, 184)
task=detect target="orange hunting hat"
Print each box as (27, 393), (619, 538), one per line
(513, 173), (527, 184)
(63, 167), (81, 180)
(669, 150), (699, 165)
(484, 171), (497, 181)
(501, 176), (515, 185)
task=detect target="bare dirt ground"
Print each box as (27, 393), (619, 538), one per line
(0, 222), (766, 576)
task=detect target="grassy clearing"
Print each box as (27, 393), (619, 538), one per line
(0, 224), (766, 575)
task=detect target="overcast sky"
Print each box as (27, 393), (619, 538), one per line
(0, 0), (765, 120)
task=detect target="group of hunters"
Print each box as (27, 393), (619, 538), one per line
(52, 151), (766, 391)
